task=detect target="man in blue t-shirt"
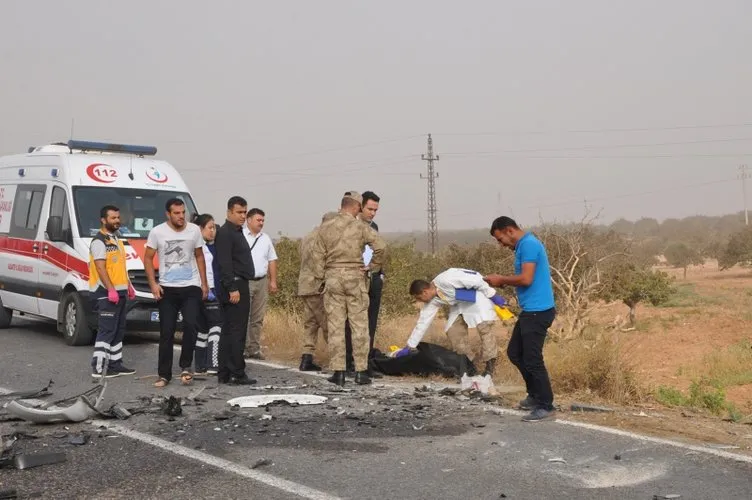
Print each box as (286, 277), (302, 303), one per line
(484, 216), (557, 422)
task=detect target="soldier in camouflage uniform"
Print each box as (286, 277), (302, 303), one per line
(296, 211), (339, 372)
(312, 191), (386, 386)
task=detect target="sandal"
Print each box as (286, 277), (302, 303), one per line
(180, 371), (193, 385)
(154, 377), (169, 388)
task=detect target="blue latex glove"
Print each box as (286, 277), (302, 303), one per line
(395, 347), (412, 358)
(490, 294), (507, 307)
(207, 289), (216, 302)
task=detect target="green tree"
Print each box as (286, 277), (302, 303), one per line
(664, 242), (703, 279)
(719, 227), (752, 270)
(599, 263), (675, 326)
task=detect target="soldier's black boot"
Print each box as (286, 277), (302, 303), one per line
(327, 371), (346, 386)
(483, 358), (497, 377)
(299, 354), (321, 372)
(345, 362), (356, 377)
(354, 371), (372, 385)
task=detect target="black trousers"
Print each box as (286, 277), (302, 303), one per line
(345, 272), (383, 366)
(507, 308), (556, 410)
(218, 280), (251, 380)
(157, 286), (202, 381)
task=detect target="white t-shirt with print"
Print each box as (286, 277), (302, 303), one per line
(146, 222), (205, 288)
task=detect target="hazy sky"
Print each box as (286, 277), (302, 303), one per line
(1, 0), (751, 237)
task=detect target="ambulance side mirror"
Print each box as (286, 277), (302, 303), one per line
(45, 216), (64, 242)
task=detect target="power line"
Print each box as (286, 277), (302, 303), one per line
(439, 137), (752, 157)
(395, 177), (738, 222)
(434, 121), (752, 138)
(193, 134), (423, 171)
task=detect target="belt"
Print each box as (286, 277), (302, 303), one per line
(250, 276), (267, 282)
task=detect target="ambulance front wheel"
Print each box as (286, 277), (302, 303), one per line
(0, 296), (12, 329)
(61, 291), (95, 346)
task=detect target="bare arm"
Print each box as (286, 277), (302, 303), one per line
(144, 247), (163, 300)
(94, 260), (114, 290)
(484, 262), (536, 287)
(268, 260), (278, 293)
(194, 247), (209, 299)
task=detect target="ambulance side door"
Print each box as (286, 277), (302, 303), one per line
(38, 185), (75, 319)
(3, 184), (46, 314)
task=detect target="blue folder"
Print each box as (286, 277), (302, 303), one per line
(455, 288), (477, 303)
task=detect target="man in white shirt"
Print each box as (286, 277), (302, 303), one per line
(144, 198), (209, 387)
(399, 268), (507, 377)
(242, 208), (278, 359)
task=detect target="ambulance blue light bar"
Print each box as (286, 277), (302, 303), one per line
(67, 140), (157, 156)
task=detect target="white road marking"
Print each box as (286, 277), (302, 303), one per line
(92, 420), (341, 500)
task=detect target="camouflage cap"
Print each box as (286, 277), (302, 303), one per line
(342, 190), (363, 205)
(321, 211), (339, 223)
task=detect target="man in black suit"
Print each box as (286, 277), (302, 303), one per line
(345, 191), (384, 376)
(214, 196), (257, 385)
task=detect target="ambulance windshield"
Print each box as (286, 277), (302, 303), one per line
(73, 187), (198, 239)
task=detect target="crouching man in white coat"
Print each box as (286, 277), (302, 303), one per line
(398, 268), (508, 376)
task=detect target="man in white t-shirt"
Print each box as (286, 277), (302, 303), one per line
(144, 198), (209, 387)
(242, 208), (278, 359)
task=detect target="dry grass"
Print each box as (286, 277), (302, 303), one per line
(261, 307), (644, 403)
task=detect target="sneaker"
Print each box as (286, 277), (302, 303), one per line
(521, 407), (556, 422)
(207, 368), (218, 375)
(91, 370), (121, 379)
(108, 365), (136, 375)
(518, 395), (536, 411)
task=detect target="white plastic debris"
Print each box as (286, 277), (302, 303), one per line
(460, 374), (494, 394)
(227, 394), (328, 408)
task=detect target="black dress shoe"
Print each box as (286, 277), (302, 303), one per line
(229, 375), (257, 385)
(354, 371), (372, 385)
(299, 354), (321, 372)
(327, 371), (346, 386)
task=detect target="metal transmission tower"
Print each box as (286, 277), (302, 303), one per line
(421, 134), (440, 254)
(739, 164), (749, 225)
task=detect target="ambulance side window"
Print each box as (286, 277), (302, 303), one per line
(10, 185), (47, 240)
(49, 186), (72, 243)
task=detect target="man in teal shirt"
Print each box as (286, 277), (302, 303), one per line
(484, 216), (556, 422)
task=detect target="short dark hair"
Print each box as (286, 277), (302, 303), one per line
(362, 191), (380, 205)
(194, 213), (214, 229)
(100, 205), (119, 219)
(227, 196), (248, 210)
(409, 279), (432, 296)
(490, 216), (519, 235)
(248, 208), (265, 218)
(165, 198), (185, 213)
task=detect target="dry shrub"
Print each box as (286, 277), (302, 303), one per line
(546, 332), (645, 404)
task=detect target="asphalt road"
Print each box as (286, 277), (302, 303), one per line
(1, 318), (751, 500)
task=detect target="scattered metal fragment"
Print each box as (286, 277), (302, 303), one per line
(13, 452), (66, 470)
(570, 403), (614, 413)
(251, 458), (273, 469)
(68, 433), (88, 446)
(653, 495), (681, 500)
(5, 385), (104, 424)
(0, 380), (54, 400)
(227, 395), (327, 408)
(109, 404), (132, 420)
(548, 457), (567, 464)
(161, 396), (182, 417)
(412, 424), (424, 430)
(614, 454), (622, 460)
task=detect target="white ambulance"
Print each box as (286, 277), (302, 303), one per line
(0, 140), (198, 345)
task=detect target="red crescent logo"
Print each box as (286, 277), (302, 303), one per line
(146, 167), (168, 184)
(86, 163), (117, 183)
